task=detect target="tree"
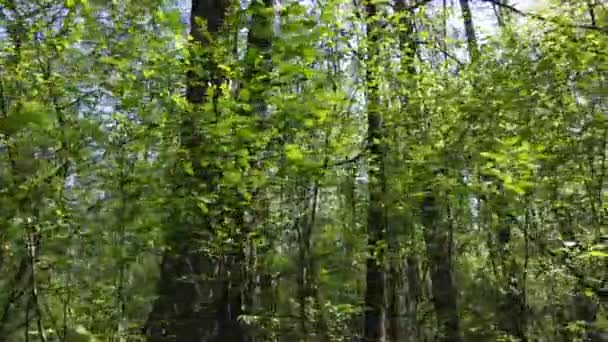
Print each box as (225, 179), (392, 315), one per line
(0, 0), (606, 341)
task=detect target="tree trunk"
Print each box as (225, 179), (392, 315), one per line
(243, 0), (275, 338)
(244, 0), (273, 119)
(363, 1), (387, 340)
(458, 0), (479, 61)
(494, 205), (527, 341)
(421, 190), (461, 342)
(145, 1), (248, 341)
(386, 254), (401, 342)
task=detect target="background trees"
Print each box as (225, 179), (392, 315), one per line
(0, 0), (606, 341)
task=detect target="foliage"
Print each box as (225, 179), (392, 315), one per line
(0, 0), (606, 341)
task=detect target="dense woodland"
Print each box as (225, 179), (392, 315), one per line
(0, 0), (606, 341)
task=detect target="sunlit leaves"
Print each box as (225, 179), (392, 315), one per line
(285, 144), (304, 163)
(479, 137), (545, 196)
(0, 100), (55, 135)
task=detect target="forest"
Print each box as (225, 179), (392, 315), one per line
(0, 0), (606, 341)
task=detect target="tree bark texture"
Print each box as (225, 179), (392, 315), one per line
(145, 1), (248, 341)
(421, 190), (461, 342)
(363, 1), (387, 341)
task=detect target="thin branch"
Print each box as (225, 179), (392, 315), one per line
(55, 91), (99, 111)
(327, 153), (361, 167)
(434, 45), (465, 66)
(530, 234), (604, 297)
(587, 0), (597, 27)
(0, 72), (7, 119)
(480, 0), (608, 33)
(406, 0), (433, 11)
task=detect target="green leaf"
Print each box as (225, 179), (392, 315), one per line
(223, 170), (242, 185)
(285, 144), (304, 162)
(480, 151), (506, 163)
(589, 250), (608, 258)
(182, 161), (194, 176)
(143, 69), (155, 78)
(0, 101), (55, 135)
(504, 182), (526, 196)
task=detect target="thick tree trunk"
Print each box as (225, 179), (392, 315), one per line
(386, 251), (402, 342)
(495, 209), (527, 341)
(421, 190), (461, 342)
(405, 254), (422, 340)
(394, 3), (420, 340)
(145, 1), (248, 341)
(242, 0), (275, 338)
(363, 1), (387, 341)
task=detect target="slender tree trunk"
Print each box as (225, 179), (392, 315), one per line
(385, 217), (402, 341)
(244, 0), (273, 118)
(587, 0), (596, 27)
(295, 195), (311, 337)
(458, 0), (479, 61)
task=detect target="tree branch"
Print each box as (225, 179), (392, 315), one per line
(328, 153), (361, 167)
(406, 0), (433, 11)
(480, 0), (608, 33)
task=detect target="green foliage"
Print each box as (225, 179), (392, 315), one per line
(0, 0), (605, 341)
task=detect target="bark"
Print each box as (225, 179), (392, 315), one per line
(491, 0), (511, 27)
(145, 1), (248, 341)
(295, 194), (312, 336)
(494, 209), (527, 341)
(421, 190), (461, 342)
(587, 0), (596, 27)
(386, 258), (410, 341)
(460, 1), (525, 338)
(384, 216), (404, 340)
(388, 3), (420, 340)
(363, 1), (387, 341)
(244, 0), (273, 119)
(458, 0), (479, 61)
(405, 255), (422, 339)
(386, 260), (401, 342)
(242, 0), (275, 338)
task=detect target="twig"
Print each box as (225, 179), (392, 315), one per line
(55, 91), (99, 110)
(480, 0), (608, 33)
(327, 153), (362, 167)
(406, 0), (434, 11)
(530, 233), (603, 296)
